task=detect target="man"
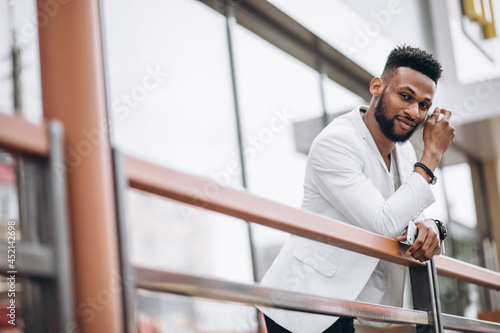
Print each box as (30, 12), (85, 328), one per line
(258, 45), (455, 332)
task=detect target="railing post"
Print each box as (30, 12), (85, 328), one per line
(37, 0), (125, 331)
(48, 121), (76, 331)
(112, 149), (138, 333)
(410, 259), (443, 332)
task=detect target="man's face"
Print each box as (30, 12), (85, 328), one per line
(375, 67), (436, 143)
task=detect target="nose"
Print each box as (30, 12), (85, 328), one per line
(404, 103), (419, 120)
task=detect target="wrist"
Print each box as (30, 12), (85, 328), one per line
(419, 151), (440, 171)
(414, 162), (438, 185)
(432, 219), (447, 241)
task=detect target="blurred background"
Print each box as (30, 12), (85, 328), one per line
(1, 0), (500, 331)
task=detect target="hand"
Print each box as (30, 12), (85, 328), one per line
(420, 108), (455, 170)
(395, 219), (441, 262)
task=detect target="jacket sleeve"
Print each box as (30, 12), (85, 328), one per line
(308, 133), (435, 238)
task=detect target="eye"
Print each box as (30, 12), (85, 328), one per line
(400, 93), (410, 100)
(419, 103), (430, 110)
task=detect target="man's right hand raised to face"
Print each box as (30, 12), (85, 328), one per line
(415, 107), (455, 184)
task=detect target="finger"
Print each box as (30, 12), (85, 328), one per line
(395, 235), (407, 241)
(431, 107), (440, 119)
(425, 108), (440, 126)
(410, 241), (430, 260)
(441, 109), (452, 121)
(413, 242), (440, 262)
(412, 232), (440, 260)
(407, 239), (423, 256)
(406, 227), (428, 256)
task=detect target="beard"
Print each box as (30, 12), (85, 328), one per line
(374, 89), (418, 143)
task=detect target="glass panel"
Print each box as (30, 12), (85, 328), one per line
(127, 189), (254, 283)
(231, 23), (324, 279)
(137, 290), (259, 333)
(0, 2), (13, 114)
(104, 0), (254, 281)
(442, 162), (477, 228)
(127, 191), (257, 331)
(0, 0), (43, 122)
(425, 168), (449, 222)
(267, 0), (396, 75)
(323, 76), (365, 115)
(102, 0), (241, 186)
(102, 0), (257, 327)
(232, 23), (323, 205)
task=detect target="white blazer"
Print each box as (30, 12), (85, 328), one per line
(258, 106), (435, 333)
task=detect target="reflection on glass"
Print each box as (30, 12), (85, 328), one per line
(127, 190), (254, 283)
(267, 0), (392, 75)
(102, 0), (257, 328)
(231, 23), (325, 279)
(103, 0), (240, 185)
(136, 290), (258, 333)
(442, 162), (477, 228)
(436, 162), (487, 319)
(0, 0), (43, 122)
(232, 23), (324, 203)
(425, 168), (449, 222)
(0, 2), (14, 114)
(323, 76), (365, 115)
(127, 190), (256, 330)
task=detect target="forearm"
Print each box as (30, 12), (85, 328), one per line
(319, 172), (435, 238)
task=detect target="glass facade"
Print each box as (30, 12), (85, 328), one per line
(0, 3), (40, 331)
(0, 0), (497, 330)
(0, 2), (13, 115)
(0, 0), (42, 122)
(442, 162), (477, 228)
(99, 0), (500, 328)
(102, 0), (256, 330)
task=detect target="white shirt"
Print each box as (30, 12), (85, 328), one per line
(356, 151), (406, 328)
(356, 128), (405, 309)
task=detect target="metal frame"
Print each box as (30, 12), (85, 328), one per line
(442, 314), (500, 332)
(47, 121), (75, 331)
(135, 267), (430, 325)
(0, 242), (54, 277)
(410, 260), (442, 332)
(112, 149), (138, 333)
(0, 116), (75, 332)
(122, 154), (500, 333)
(201, 0), (374, 101)
(0, 113), (49, 156)
(125, 155), (426, 268)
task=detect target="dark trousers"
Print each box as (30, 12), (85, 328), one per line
(264, 315), (355, 333)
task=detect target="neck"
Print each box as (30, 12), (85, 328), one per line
(363, 107), (395, 167)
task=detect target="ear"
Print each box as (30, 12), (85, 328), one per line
(369, 77), (384, 98)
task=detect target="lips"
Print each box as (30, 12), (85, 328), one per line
(395, 116), (416, 131)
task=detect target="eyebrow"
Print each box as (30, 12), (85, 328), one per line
(401, 86), (432, 102)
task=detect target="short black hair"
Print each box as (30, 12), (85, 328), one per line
(381, 45), (442, 84)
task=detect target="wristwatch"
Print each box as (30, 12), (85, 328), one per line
(432, 219), (447, 241)
(414, 162), (437, 185)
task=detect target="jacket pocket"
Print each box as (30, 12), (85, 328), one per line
(292, 244), (341, 277)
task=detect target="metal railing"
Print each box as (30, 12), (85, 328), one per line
(0, 112), (75, 332)
(118, 154), (500, 333)
(2, 110), (500, 332)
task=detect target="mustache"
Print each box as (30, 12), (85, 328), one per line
(395, 115), (417, 128)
